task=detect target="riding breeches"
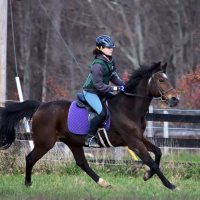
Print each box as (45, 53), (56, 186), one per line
(83, 91), (106, 116)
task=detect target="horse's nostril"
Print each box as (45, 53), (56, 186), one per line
(172, 97), (179, 104)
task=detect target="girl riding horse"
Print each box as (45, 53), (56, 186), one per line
(0, 62), (179, 190)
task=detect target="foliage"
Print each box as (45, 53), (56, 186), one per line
(176, 65), (200, 109)
(122, 70), (129, 83)
(7, 1), (200, 101)
(46, 75), (70, 100)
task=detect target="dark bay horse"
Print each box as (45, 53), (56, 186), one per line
(0, 62), (179, 190)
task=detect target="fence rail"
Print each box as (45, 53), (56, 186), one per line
(16, 134), (200, 148)
(1, 106), (199, 149)
(146, 113), (200, 123)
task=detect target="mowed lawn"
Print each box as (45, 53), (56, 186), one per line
(0, 173), (199, 200)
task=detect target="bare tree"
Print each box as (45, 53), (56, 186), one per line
(6, 0), (200, 105)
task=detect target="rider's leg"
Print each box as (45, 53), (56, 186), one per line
(83, 91), (106, 147)
(83, 91), (103, 114)
(85, 112), (104, 147)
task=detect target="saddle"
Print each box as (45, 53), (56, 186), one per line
(76, 92), (109, 122)
(67, 93), (110, 135)
(76, 92), (89, 108)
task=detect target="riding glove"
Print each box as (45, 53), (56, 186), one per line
(117, 85), (125, 92)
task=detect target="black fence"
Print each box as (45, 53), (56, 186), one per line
(146, 113), (200, 123)
(145, 109), (200, 148)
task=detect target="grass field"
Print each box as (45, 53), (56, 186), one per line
(0, 173), (199, 200)
(0, 150), (199, 200)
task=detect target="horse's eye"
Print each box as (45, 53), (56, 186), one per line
(159, 79), (165, 82)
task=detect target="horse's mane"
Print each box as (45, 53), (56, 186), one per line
(125, 62), (162, 92)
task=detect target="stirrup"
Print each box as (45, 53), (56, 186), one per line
(86, 136), (100, 148)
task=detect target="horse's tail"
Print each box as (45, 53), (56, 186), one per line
(0, 100), (41, 150)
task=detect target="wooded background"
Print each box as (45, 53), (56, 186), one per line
(7, 0), (200, 108)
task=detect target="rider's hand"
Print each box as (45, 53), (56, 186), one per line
(117, 85), (125, 92)
(112, 85), (125, 94)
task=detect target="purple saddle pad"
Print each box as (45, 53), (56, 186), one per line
(68, 101), (110, 135)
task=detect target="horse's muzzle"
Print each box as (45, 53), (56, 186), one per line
(167, 96), (179, 107)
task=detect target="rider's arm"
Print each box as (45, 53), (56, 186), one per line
(91, 63), (115, 93)
(110, 70), (125, 86)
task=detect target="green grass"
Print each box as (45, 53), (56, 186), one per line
(0, 173), (199, 200)
(162, 151), (200, 163)
(0, 151), (199, 199)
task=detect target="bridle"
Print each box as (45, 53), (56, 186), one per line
(150, 72), (174, 101)
(124, 71), (174, 102)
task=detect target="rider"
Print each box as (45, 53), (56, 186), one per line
(82, 35), (125, 148)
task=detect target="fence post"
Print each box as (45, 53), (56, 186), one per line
(163, 110), (169, 138)
(16, 77), (34, 151)
(0, 0), (7, 106)
(147, 105), (153, 137)
(114, 147), (123, 161)
(163, 110), (169, 154)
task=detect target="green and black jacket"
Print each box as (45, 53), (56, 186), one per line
(83, 55), (124, 95)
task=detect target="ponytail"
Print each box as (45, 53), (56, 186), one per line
(92, 47), (103, 56)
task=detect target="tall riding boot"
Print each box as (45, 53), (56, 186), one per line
(85, 113), (103, 148)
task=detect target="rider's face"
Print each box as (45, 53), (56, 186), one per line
(101, 47), (113, 56)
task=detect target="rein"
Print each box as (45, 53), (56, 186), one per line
(123, 92), (151, 99)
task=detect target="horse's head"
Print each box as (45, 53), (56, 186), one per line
(125, 61), (179, 107)
(147, 62), (179, 107)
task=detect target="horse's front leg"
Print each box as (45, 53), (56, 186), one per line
(127, 139), (176, 190)
(68, 145), (111, 188)
(142, 137), (162, 181)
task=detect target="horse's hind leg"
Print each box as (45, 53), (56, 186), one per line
(68, 144), (111, 188)
(128, 140), (176, 190)
(142, 137), (162, 181)
(25, 142), (55, 187)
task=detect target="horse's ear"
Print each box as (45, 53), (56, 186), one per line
(158, 61), (162, 66)
(152, 61), (161, 67)
(162, 62), (167, 73)
(151, 61), (162, 75)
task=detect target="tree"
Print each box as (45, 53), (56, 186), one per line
(177, 65), (200, 109)
(6, 0), (200, 110)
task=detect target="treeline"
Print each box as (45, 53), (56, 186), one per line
(7, 0), (200, 109)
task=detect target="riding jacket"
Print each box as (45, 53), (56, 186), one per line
(83, 54), (124, 95)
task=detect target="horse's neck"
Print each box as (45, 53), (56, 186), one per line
(108, 94), (151, 119)
(130, 80), (152, 115)
(110, 81), (152, 118)
(124, 95), (152, 116)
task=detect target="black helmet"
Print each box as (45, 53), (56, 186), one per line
(96, 35), (115, 48)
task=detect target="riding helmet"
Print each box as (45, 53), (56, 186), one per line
(96, 35), (115, 48)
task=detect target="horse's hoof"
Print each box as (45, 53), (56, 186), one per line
(166, 182), (176, 190)
(97, 178), (112, 188)
(169, 184), (176, 190)
(25, 181), (32, 187)
(143, 171), (153, 181)
(143, 172), (149, 181)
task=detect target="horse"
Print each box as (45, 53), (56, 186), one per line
(0, 61), (179, 190)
